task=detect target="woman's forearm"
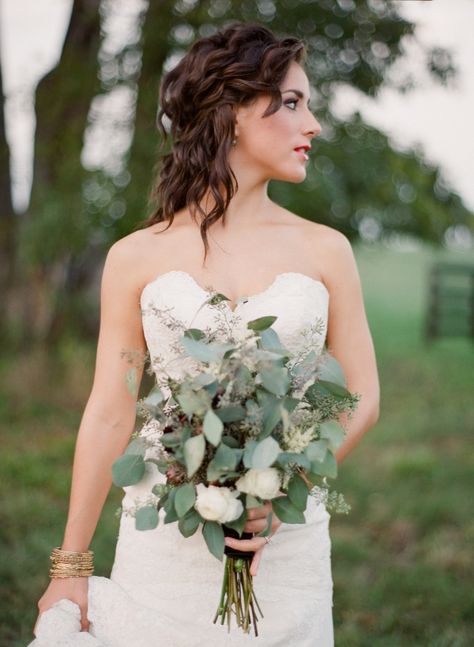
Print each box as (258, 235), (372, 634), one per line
(60, 398), (136, 551)
(335, 394), (379, 465)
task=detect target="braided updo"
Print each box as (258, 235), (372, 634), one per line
(144, 22), (306, 262)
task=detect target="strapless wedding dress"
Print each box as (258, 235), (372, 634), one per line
(29, 270), (334, 647)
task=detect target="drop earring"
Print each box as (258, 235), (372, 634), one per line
(232, 135), (238, 146)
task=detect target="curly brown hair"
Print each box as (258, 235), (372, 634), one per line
(142, 21), (306, 263)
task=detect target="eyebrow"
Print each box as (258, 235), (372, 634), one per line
(281, 89), (311, 105)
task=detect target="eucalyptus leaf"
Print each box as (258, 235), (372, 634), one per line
(135, 505), (159, 531)
(247, 315), (277, 331)
(202, 521), (225, 561)
(124, 437), (147, 456)
(275, 452), (311, 470)
(142, 386), (164, 414)
(203, 408), (223, 446)
(174, 483), (196, 518)
(311, 451), (338, 479)
(211, 443), (239, 471)
(112, 454), (145, 487)
(215, 405), (246, 423)
(125, 367), (138, 398)
(259, 366), (291, 396)
(272, 495), (305, 524)
(223, 509), (246, 536)
(178, 509), (201, 538)
(175, 389), (210, 416)
(305, 439), (329, 463)
(318, 354), (347, 387)
(183, 434), (206, 478)
(243, 440), (257, 469)
(287, 474), (308, 512)
(251, 436), (281, 469)
(319, 421), (346, 451)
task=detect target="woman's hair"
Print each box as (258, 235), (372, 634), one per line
(142, 21), (306, 262)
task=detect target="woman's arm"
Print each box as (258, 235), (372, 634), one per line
(61, 238), (147, 551)
(322, 230), (380, 464)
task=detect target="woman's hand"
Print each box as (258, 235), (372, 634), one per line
(224, 501), (282, 576)
(33, 577), (90, 637)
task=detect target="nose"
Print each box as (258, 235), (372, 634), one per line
(305, 110), (321, 139)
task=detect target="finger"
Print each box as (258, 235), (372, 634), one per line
(224, 536), (267, 552)
(246, 502), (272, 520)
(250, 546), (264, 577)
(80, 608), (90, 632)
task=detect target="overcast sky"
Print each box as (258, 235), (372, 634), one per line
(1, 0), (473, 213)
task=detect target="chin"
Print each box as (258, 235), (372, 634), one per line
(271, 168), (307, 184)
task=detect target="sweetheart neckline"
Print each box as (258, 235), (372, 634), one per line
(140, 269), (329, 314)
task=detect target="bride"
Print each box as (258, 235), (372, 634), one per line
(30, 21), (379, 646)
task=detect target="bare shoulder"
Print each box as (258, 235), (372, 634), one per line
(305, 222), (360, 291)
(103, 226), (161, 295)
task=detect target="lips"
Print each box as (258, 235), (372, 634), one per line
(294, 145), (310, 161)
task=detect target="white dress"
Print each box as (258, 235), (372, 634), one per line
(29, 270), (334, 647)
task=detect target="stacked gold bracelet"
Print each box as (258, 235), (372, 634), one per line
(49, 547), (94, 578)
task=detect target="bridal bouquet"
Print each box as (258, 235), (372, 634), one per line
(112, 293), (359, 636)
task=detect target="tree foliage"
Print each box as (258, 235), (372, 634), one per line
(1, 0), (472, 343)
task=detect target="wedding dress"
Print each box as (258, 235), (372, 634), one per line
(29, 270), (334, 647)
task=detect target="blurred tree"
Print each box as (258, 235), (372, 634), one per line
(2, 0), (472, 344)
(0, 36), (16, 321)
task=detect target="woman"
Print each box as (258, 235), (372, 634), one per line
(30, 22), (379, 646)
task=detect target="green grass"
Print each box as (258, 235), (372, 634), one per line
(1, 241), (473, 646)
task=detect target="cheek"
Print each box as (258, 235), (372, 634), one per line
(243, 112), (295, 157)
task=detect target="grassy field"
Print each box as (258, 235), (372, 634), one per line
(1, 241), (473, 646)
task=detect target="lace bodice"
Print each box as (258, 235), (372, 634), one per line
(140, 270), (330, 386)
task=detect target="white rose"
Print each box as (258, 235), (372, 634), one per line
(235, 468), (281, 500)
(194, 484), (243, 523)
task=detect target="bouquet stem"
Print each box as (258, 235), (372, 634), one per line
(213, 556), (263, 636)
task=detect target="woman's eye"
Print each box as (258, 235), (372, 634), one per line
(285, 99), (298, 110)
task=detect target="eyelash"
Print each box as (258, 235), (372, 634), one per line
(284, 98), (299, 111)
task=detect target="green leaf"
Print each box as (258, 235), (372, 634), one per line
(223, 509), (246, 536)
(275, 452), (311, 470)
(134, 505), (159, 530)
(272, 495), (306, 524)
(318, 354), (347, 386)
(175, 389), (210, 416)
(317, 380), (351, 399)
(112, 454), (145, 487)
(287, 474), (308, 512)
(183, 434), (206, 478)
(251, 436), (281, 469)
(142, 386), (164, 415)
(305, 439), (329, 463)
(124, 437), (147, 456)
(212, 443), (239, 470)
(319, 421), (346, 451)
(247, 315), (277, 331)
(125, 367), (138, 398)
(243, 440), (257, 468)
(260, 395), (283, 437)
(259, 366), (291, 396)
(202, 521), (225, 561)
(203, 408), (223, 446)
(174, 483), (196, 518)
(311, 451), (338, 479)
(216, 405), (246, 423)
(178, 509), (201, 538)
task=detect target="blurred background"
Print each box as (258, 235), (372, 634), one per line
(1, 1), (473, 645)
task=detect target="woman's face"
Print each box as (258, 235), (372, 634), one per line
(232, 61), (321, 184)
